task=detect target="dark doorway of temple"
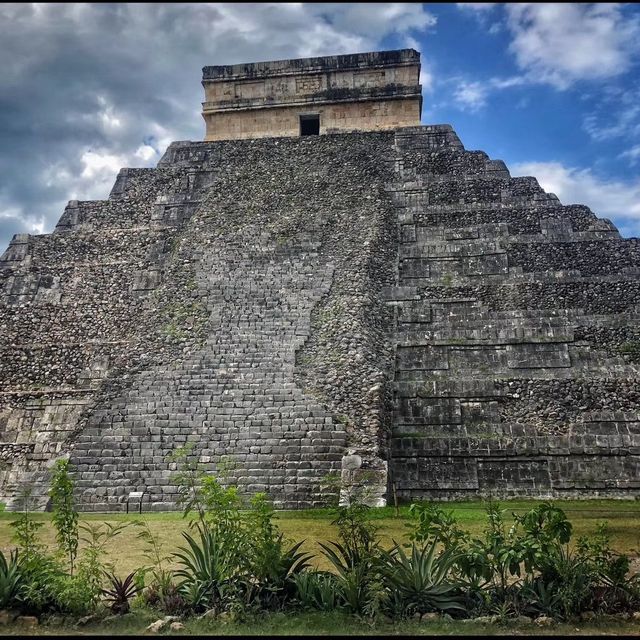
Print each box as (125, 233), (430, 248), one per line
(300, 114), (320, 135)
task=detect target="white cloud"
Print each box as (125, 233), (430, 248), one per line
(40, 150), (131, 204)
(490, 76), (527, 90)
(452, 75), (527, 112)
(512, 160), (640, 236)
(0, 3), (438, 252)
(583, 87), (640, 142)
(456, 3), (497, 11)
(620, 145), (640, 165)
(456, 3), (500, 31)
(97, 97), (123, 131)
(505, 4), (640, 89)
(80, 150), (128, 180)
(0, 207), (46, 242)
(401, 36), (434, 93)
(419, 64), (434, 93)
(453, 81), (489, 112)
(135, 144), (159, 162)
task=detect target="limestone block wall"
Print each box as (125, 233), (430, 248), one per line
(203, 58), (419, 103)
(204, 98), (421, 141)
(202, 49), (422, 141)
(387, 125), (640, 500)
(0, 162), (217, 507)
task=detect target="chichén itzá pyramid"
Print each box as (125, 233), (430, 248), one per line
(1, 49), (639, 511)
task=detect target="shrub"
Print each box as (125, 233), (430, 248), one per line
(379, 540), (466, 617)
(577, 523), (639, 613)
(50, 573), (100, 617)
(170, 447), (318, 614)
(10, 489), (62, 614)
(403, 499), (634, 620)
(408, 502), (467, 549)
(144, 582), (188, 615)
(101, 572), (143, 615)
(134, 518), (189, 614)
(0, 549), (22, 609)
(73, 521), (130, 612)
(242, 493), (313, 610)
(292, 572), (342, 612)
(317, 496), (384, 616)
(49, 459), (78, 575)
(174, 524), (239, 613)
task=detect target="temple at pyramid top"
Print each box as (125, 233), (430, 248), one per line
(201, 48), (422, 141)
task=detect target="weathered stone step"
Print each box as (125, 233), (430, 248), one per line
(397, 325), (574, 345)
(395, 360), (639, 382)
(400, 239), (504, 258)
(413, 279), (640, 314)
(397, 304), (579, 328)
(399, 219), (620, 244)
(390, 432), (640, 455)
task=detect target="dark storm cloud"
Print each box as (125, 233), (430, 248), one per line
(0, 3), (434, 252)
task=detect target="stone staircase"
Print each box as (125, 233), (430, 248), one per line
(1, 132), (396, 510)
(71, 231), (346, 510)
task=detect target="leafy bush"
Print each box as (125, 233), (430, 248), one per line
(8, 456), (640, 625)
(292, 572), (342, 612)
(10, 489), (62, 614)
(49, 459), (78, 575)
(405, 499), (640, 620)
(74, 521), (129, 611)
(408, 502), (467, 549)
(519, 576), (564, 617)
(144, 581), (188, 615)
(315, 488), (386, 616)
(134, 518), (187, 614)
(49, 573), (100, 617)
(170, 448), (315, 614)
(319, 541), (376, 614)
(577, 523), (639, 613)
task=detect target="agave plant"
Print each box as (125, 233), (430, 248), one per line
(318, 540), (380, 614)
(292, 571), (343, 611)
(379, 540), (466, 615)
(173, 524), (238, 612)
(519, 577), (564, 617)
(101, 571), (142, 615)
(0, 549), (22, 609)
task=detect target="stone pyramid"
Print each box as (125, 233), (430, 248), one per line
(1, 51), (639, 511)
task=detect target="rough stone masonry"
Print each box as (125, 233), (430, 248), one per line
(0, 49), (639, 511)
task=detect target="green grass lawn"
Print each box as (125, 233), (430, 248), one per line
(1, 499), (640, 635)
(1, 499), (639, 575)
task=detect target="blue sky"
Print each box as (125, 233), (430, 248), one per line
(1, 3), (640, 253)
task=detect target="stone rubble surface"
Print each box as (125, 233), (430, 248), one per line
(0, 125), (639, 508)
